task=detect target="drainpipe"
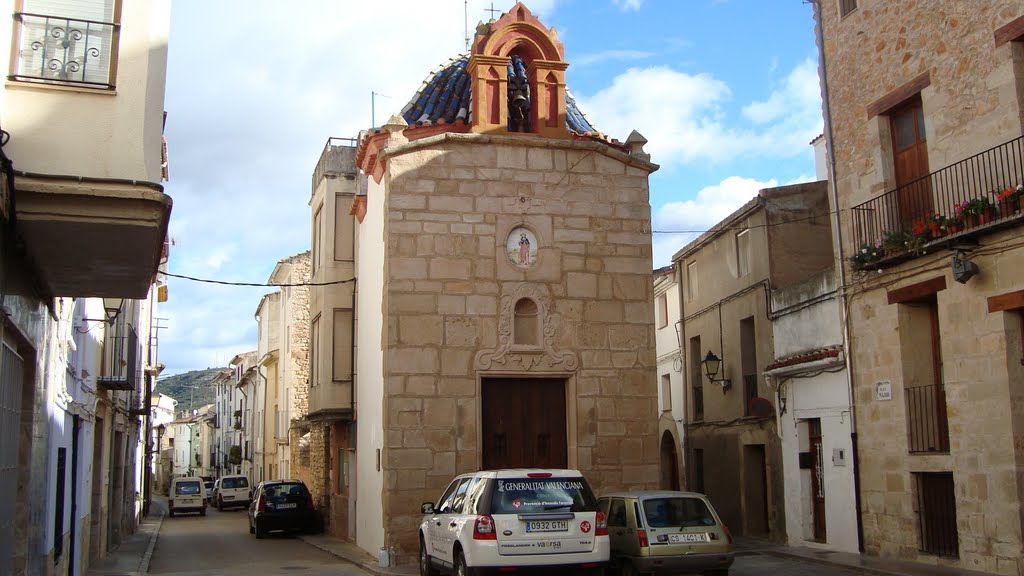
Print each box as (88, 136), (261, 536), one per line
(811, 0), (864, 552)
(673, 264), (690, 491)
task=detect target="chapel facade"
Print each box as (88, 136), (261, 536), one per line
(306, 3), (662, 562)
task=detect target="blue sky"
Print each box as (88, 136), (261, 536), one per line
(158, 0), (823, 376)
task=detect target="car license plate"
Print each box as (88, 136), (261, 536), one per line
(526, 520), (568, 532)
(278, 503), (297, 509)
(669, 533), (709, 543)
(224, 495), (234, 500)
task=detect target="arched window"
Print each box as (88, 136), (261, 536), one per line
(514, 298), (539, 345)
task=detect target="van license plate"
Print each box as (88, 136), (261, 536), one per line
(669, 533), (709, 543)
(526, 520), (568, 532)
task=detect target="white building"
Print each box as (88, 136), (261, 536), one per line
(654, 265), (685, 490)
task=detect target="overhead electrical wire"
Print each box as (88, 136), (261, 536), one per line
(164, 271), (354, 288)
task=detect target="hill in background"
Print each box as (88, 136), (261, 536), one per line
(154, 368), (225, 412)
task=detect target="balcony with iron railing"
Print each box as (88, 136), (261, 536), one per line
(11, 11), (118, 89)
(97, 322), (138, 391)
(850, 136), (1024, 270)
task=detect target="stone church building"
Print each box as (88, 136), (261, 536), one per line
(306, 3), (661, 562)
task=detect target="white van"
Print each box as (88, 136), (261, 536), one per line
(213, 474), (251, 510)
(169, 476), (207, 517)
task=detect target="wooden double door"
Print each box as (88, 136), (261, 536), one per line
(481, 378), (567, 469)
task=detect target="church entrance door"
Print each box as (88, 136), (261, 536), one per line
(481, 378), (567, 469)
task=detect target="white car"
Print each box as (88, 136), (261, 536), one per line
(419, 469), (609, 576)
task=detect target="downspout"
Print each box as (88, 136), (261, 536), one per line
(811, 0), (864, 552)
(674, 264), (690, 492)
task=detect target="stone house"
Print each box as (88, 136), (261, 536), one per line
(672, 181), (832, 540)
(815, 0), (1024, 572)
(0, 0), (172, 574)
(306, 3), (660, 563)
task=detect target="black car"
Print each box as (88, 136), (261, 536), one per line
(247, 480), (322, 538)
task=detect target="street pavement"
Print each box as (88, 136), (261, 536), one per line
(88, 496), (999, 576)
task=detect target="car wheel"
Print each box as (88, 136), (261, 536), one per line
(454, 549), (475, 576)
(217, 497), (223, 511)
(621, 560), (638, 576)
(249, 517), (255, 534)
(168, 509), (174, 518)
(254, 520), (266, 539)
(200, 507), (206, 517)
(419, 536), (438, 576)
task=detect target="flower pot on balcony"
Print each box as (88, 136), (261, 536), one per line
(947, 222), (963, 235)
(999, 198), (1017, 219)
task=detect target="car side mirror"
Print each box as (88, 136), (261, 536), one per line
(421, 502), (435, 514)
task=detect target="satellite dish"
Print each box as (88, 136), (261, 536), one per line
(748, 397), (774, 418)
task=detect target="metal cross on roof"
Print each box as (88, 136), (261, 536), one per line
(485, 2), (501, 20)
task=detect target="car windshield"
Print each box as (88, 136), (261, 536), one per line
(175, 481), (201, 495)
(204, 481), (213, 490)
(490, 477), (597, 514)
(223, 477), (248, 489)
(263, 483), (308, 503)
(642, 497), (716, 528)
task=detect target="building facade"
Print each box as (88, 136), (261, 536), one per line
(654, 265), (685, 491)
(673, 181), (831, 540)
(306, 3), (661, 563)
(0, 0), (172, 574)
(817, 0), (1024, 571)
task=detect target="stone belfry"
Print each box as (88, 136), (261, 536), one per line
(466, 2), (569, 137)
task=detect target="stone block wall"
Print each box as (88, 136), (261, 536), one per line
(378, 134), (659, 562)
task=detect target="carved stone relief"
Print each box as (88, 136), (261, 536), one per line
(475, 283), (579, 373)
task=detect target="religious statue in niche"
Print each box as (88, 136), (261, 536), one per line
(506, 227), (537, 268)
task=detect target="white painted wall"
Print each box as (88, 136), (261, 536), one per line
(0, 0), (170, 182)
(768, 271), (857, 553)
(355, 178), (386, 557)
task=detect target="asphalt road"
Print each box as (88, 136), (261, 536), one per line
(148, 503), (369, 576)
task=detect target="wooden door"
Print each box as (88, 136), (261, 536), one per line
(742, 444), (769, 536)
(809, 419), (827, 542)
(891, 98), (931, 225)
(481, 378), (567, 469)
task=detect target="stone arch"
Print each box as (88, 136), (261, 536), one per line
(659, 426), (681, 491)
(475, 3), (563, 62)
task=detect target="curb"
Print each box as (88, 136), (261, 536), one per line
(137, 513), (164, 575)
(757, 548), (904, 576)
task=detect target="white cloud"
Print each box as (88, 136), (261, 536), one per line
(613, 0), (644, 10)
(576, 58), (823, 168)
(651, 175), (778, 266)
(574, 49), (655, 67)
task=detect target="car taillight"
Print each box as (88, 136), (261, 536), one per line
(257, 494), (265, 512)
(637, 529), (649, 548)
(473, 515), (497, 540)
(723, 525), (733, 544)
(595, 510), (608, 536)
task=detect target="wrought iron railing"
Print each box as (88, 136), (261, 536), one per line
(850, 136), (1024, 268)
(905, 383), (949, 453)
(98, 323), (138, 391)
(11, 11), (118, 88)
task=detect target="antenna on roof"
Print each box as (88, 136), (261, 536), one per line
(464, 0), (469, 50)
(371, 91), (391, 129)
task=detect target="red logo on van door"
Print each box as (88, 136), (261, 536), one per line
(580, 521), (592, 533)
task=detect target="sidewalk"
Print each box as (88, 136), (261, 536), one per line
(733, 537), (997, 576)
(85, 497), (165, 576)
(300, 533), (1000, 576)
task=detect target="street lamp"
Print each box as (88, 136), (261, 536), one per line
(702, 350), (731, 390)
(79, 297), (126, 328)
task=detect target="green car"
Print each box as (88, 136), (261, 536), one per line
(598, 491), (733, 576)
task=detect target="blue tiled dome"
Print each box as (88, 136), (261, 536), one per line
(400, 54), (598, 134)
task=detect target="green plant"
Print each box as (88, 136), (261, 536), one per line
(229, 445), (242, 465)
(850, 240), (885, 269)
(961, 195), (995, 216)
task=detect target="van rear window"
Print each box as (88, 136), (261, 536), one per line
(175, 481), (201, 495)
(490, 477), (597, 514)
(222, 477), (248, 489)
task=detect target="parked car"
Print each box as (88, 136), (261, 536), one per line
(213, 474), (251, 510)
(168, 476), (207, 517)
(419, 469), (609, 576)
(204, 480), (214, 500)
(247, 479), (321, 538)
(597, 491), (733, 576)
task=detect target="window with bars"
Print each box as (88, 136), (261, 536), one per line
(915, 472), (958, 557)
(12, 0), (119, 88)
(839, 0), (857, 17)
